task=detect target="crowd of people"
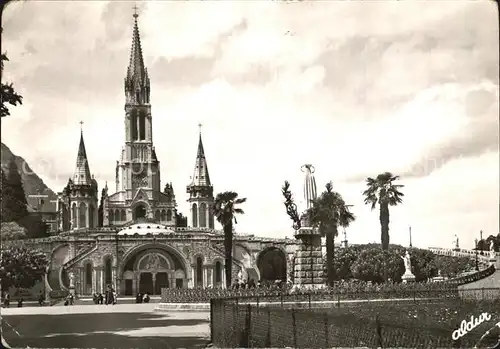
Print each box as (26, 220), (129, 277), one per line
(92, 286), (117, 305)
(135, 292), (151, 303)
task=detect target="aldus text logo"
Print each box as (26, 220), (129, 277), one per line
(452, 312), (491, 340)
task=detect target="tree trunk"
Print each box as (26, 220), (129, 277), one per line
(379, 203), (390, 251)
(224, 222), (233, 288)
(325, 226), (336, 287)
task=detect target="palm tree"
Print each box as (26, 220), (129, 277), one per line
(307, 182), (355, 287)
(362, 172), (404, 251)
(213, 191), (246, 288)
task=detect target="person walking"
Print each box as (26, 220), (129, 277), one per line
(3, 293), (10, 308)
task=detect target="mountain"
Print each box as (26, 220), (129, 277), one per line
(1, 142), (58, 212)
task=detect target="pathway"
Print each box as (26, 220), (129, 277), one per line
(2, 303), (210, 349)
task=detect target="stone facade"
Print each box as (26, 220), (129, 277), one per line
(6, 228), (298, 296)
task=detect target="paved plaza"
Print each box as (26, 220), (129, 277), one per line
(1, 303), (210, 349)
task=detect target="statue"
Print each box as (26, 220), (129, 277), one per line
(453, 235), (460, 249)
(490, 240), (496, 259)
(145, 254), (161, 270)
(400, 250), (412, 273)
(237, 269), (243, 282)
(69, 272), (75, 288)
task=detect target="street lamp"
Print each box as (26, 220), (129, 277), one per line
(480, 230), (484, 255)
(475, 238), (479, 271)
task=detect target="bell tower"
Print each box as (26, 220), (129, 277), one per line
(186, 124), (214, 228)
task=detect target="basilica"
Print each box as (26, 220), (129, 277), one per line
(6, 12), (294, 297)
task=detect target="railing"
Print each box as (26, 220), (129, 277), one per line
(210, 288), (500, 348)
(448, 265), (496, 285)
(161, 282), (471, 304)
(62, 242), (98, 269)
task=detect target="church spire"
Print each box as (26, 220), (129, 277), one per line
(124, 7), (150, 105)
(73, 125), (92, 185)
(190, 124), (211, 186)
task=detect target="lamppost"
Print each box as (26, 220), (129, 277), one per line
(480, 230), (484, 255)
(475, 238), (479, 271)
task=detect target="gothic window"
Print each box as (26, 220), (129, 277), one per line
(166, 209), (172, 221)
(196, 257), (203, 287)
(155, 210), (160, 222)
(131, 110), (138, 141)
(89, 204), (95, 228)
(208, 213), (214, 229)
(139, 111), (146, 140)
(79, 203), (87, 228)
(192, 203), (198, 227)
(120, 209), (126, 221)
(199, 203), (207, 228)
(72, 204), (77, 228)
(215, 261), (222, 283)
(85, 263), (92, 286)
(160, 210), (166, 221)
(109, 210), (115, 223)
(104, 257), (112, 286)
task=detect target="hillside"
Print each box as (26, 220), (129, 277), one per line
(1, 142), (58, 212)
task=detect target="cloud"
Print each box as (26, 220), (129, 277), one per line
(1, 1), (498, 249)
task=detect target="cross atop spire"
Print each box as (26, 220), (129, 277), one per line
(198, 123), (202, 135)
(133, 4), (139, 18)
(79, 120), (84, 132)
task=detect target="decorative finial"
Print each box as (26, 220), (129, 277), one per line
(198, 123), (202, 135)
(133, 4), (139, 18)
(79, 120), (84, 132)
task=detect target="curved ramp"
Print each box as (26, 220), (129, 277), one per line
(458, 268), (500, 300)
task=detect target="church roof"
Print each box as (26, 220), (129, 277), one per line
(72, 131), (92, 185)
(117, 223), (175, 236)
(189, 132), (211, 187)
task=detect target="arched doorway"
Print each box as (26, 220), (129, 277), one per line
(121, 246), (188, 295)
(134, 204), (147, 220)
(257, 248), (287, 282)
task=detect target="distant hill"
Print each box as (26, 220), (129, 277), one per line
(1, 143), (58, 212)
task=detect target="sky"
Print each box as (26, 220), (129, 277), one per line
(1, 0), (499, 250)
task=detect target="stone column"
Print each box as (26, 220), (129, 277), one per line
(74, 205), (79, 230)
(79, 267), (84, 295)
(207, 267), (213, 288)
(125, 112), (130, 141)
(92, 268), (97, 294)
(112, 267), (117, 291)
(86, 204), (90, 228)
(100, 269), (104, 292)
(203, 267), (208, 288)
(293, 220), (325, 290)
(136, 117), (140, 141)
(152, 273), (157, 294)
(133, 272), (138, 295)
(222, 268), (226, 289)
(189, 265), (195, 288)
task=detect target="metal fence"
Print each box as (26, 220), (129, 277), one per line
(210, 288), (500, 348)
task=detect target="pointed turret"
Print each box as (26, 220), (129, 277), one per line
(124, 10), (150, 105)
(190, 132), (211, 186)
(187, 124), (214, 228)
(59, 124), (98, 231)
(73, 130), (92, 185)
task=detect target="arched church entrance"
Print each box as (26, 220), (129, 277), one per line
(257, 247), (287, 282)
(121, 246), (187, 295)
(133, 204), (147, 220)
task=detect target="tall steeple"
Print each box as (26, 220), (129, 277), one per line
(187, 124), (214, 228)
(60, 122), (98, 231)
(190, 124), (211, 187)
(73, 125), (92, 185)
(124, 8), (150, 105)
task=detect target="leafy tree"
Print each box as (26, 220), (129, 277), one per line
(0, 245), (49, 290)
(362, 172), (404, 251)
(351, 247), (405, 283)
(175, 212), (188, 227)
(432, 255), (475, 278)
(307, 182), (355, 286)
(213, 191), (246, 287)
(0, 221), (27, 240)
(1, 53), (23, 118)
